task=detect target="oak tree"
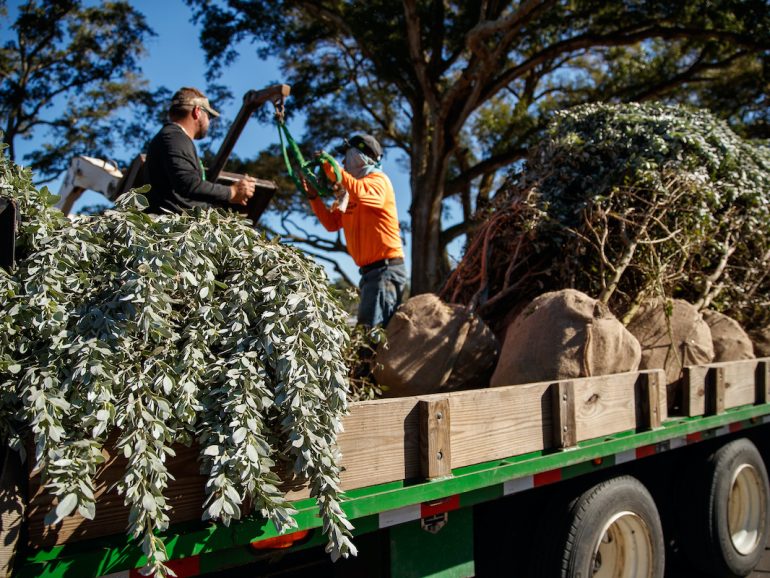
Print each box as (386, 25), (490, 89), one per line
(188, 0), (770, 292)
(0, 0), (163, 182)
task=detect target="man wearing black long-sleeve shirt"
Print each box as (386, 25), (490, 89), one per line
(144, 87), (255, 214)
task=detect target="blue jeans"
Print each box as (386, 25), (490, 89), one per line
(358, 262), (407, 327)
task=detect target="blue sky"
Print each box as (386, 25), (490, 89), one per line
(5, 0), (416, 284)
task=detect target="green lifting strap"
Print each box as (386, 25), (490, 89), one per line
(276, 119), (340, 198)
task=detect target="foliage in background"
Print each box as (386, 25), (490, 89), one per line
(186, 0), (770, 294)
(344, 325), (386, 402)
(0, 0), (169, 182)
(0, 147), (356, 576)
(443, 103), (770, 333)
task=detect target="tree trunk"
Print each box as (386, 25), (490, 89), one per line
(410, 176), (444, 294)
(409, 115), (451, 295)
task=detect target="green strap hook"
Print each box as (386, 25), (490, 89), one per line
(276, 119), (340, 198)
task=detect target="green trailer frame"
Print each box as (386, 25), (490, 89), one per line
(16, 396), (770, 578)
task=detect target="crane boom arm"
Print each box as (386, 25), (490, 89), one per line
(208, 84), (291, 182)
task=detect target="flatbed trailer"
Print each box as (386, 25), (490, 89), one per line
(11, 358), (770, 578)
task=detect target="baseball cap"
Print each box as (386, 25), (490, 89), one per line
(334, 134), (383, 161)
(169, 93), (220, 118)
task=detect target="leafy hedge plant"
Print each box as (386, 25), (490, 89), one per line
(445, 103), (770, 331)
(0, 146), (356, 576)
(530, 102), (770, 326)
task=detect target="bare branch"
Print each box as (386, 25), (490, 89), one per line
(466, 0), (555, 56)
(440, 219), (473, 246)
(299, 249), (357, 286)
(403, 0), (440, 110)
(632, 50), (750, 101)
(481, 25), (770, 108)
(444, 0), (556, 133)
(294, 0), (418, 100)
(444, 146), (527, 197)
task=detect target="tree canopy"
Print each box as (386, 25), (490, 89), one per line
(0, 0), (166, 182)
(187, 0), (770, 293)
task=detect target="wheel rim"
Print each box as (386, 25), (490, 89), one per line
(591, 511), (653, 578)
(728, 463), (766, 555)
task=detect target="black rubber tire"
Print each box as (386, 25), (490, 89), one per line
(534, 475), (665, 578)
(686, 438), (770, 577)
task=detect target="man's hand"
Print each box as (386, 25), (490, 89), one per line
(229, 175), (256, 206)
(321, 156), (342, 184)
(300, 177), (319, 200)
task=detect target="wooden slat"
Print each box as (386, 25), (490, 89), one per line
(573, 372), (643, 442)
(552, 381), (576, 448)
(335, 397), (420, 489)
(656, 370), (668, 423)
(447, 370), (665, 469)
(716, 359), (758, 410)
(419, 398), (452, 479)
(26, 397), (421, 547)
(448, 382), (553, 468)
(27, 439), (207, 548)
(0, 450), (25, 577)
(686, 359), (761, 416)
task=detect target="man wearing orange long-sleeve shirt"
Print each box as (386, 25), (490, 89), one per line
(305, 134), (406, 327)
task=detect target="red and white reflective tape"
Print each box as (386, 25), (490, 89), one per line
(99, 556), (200, 578)
(504, 419), (752, 496)
(502, 469), (563, 496)
(615, 420), (749, 467)
(378, 495), (460, 528)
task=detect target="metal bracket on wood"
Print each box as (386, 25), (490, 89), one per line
(552, 381), (576, 449)
(684, 365), (707, 416)
(757, 360), (770, 405)
(635, 371), (662, 430)
(419, 398), (452, 480)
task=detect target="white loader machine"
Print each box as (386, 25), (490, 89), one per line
(55, 155), (125, 214)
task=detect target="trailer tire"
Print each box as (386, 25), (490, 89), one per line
(534, 476), (665, 578)
(685, 438), (770, 577)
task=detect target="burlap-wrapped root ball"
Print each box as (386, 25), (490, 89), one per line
(373, 294), (499, 397)
(490, 289), (641, 387)
(751, 325), (770, 358)
(626, 299), (714, 413)
(702, 310), (755, 362)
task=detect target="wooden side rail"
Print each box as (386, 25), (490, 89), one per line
(26, 368), (668, 547)
(684, 358), (770, 416)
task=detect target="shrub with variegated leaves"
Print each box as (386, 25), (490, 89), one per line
(0, 145), (356, 576)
